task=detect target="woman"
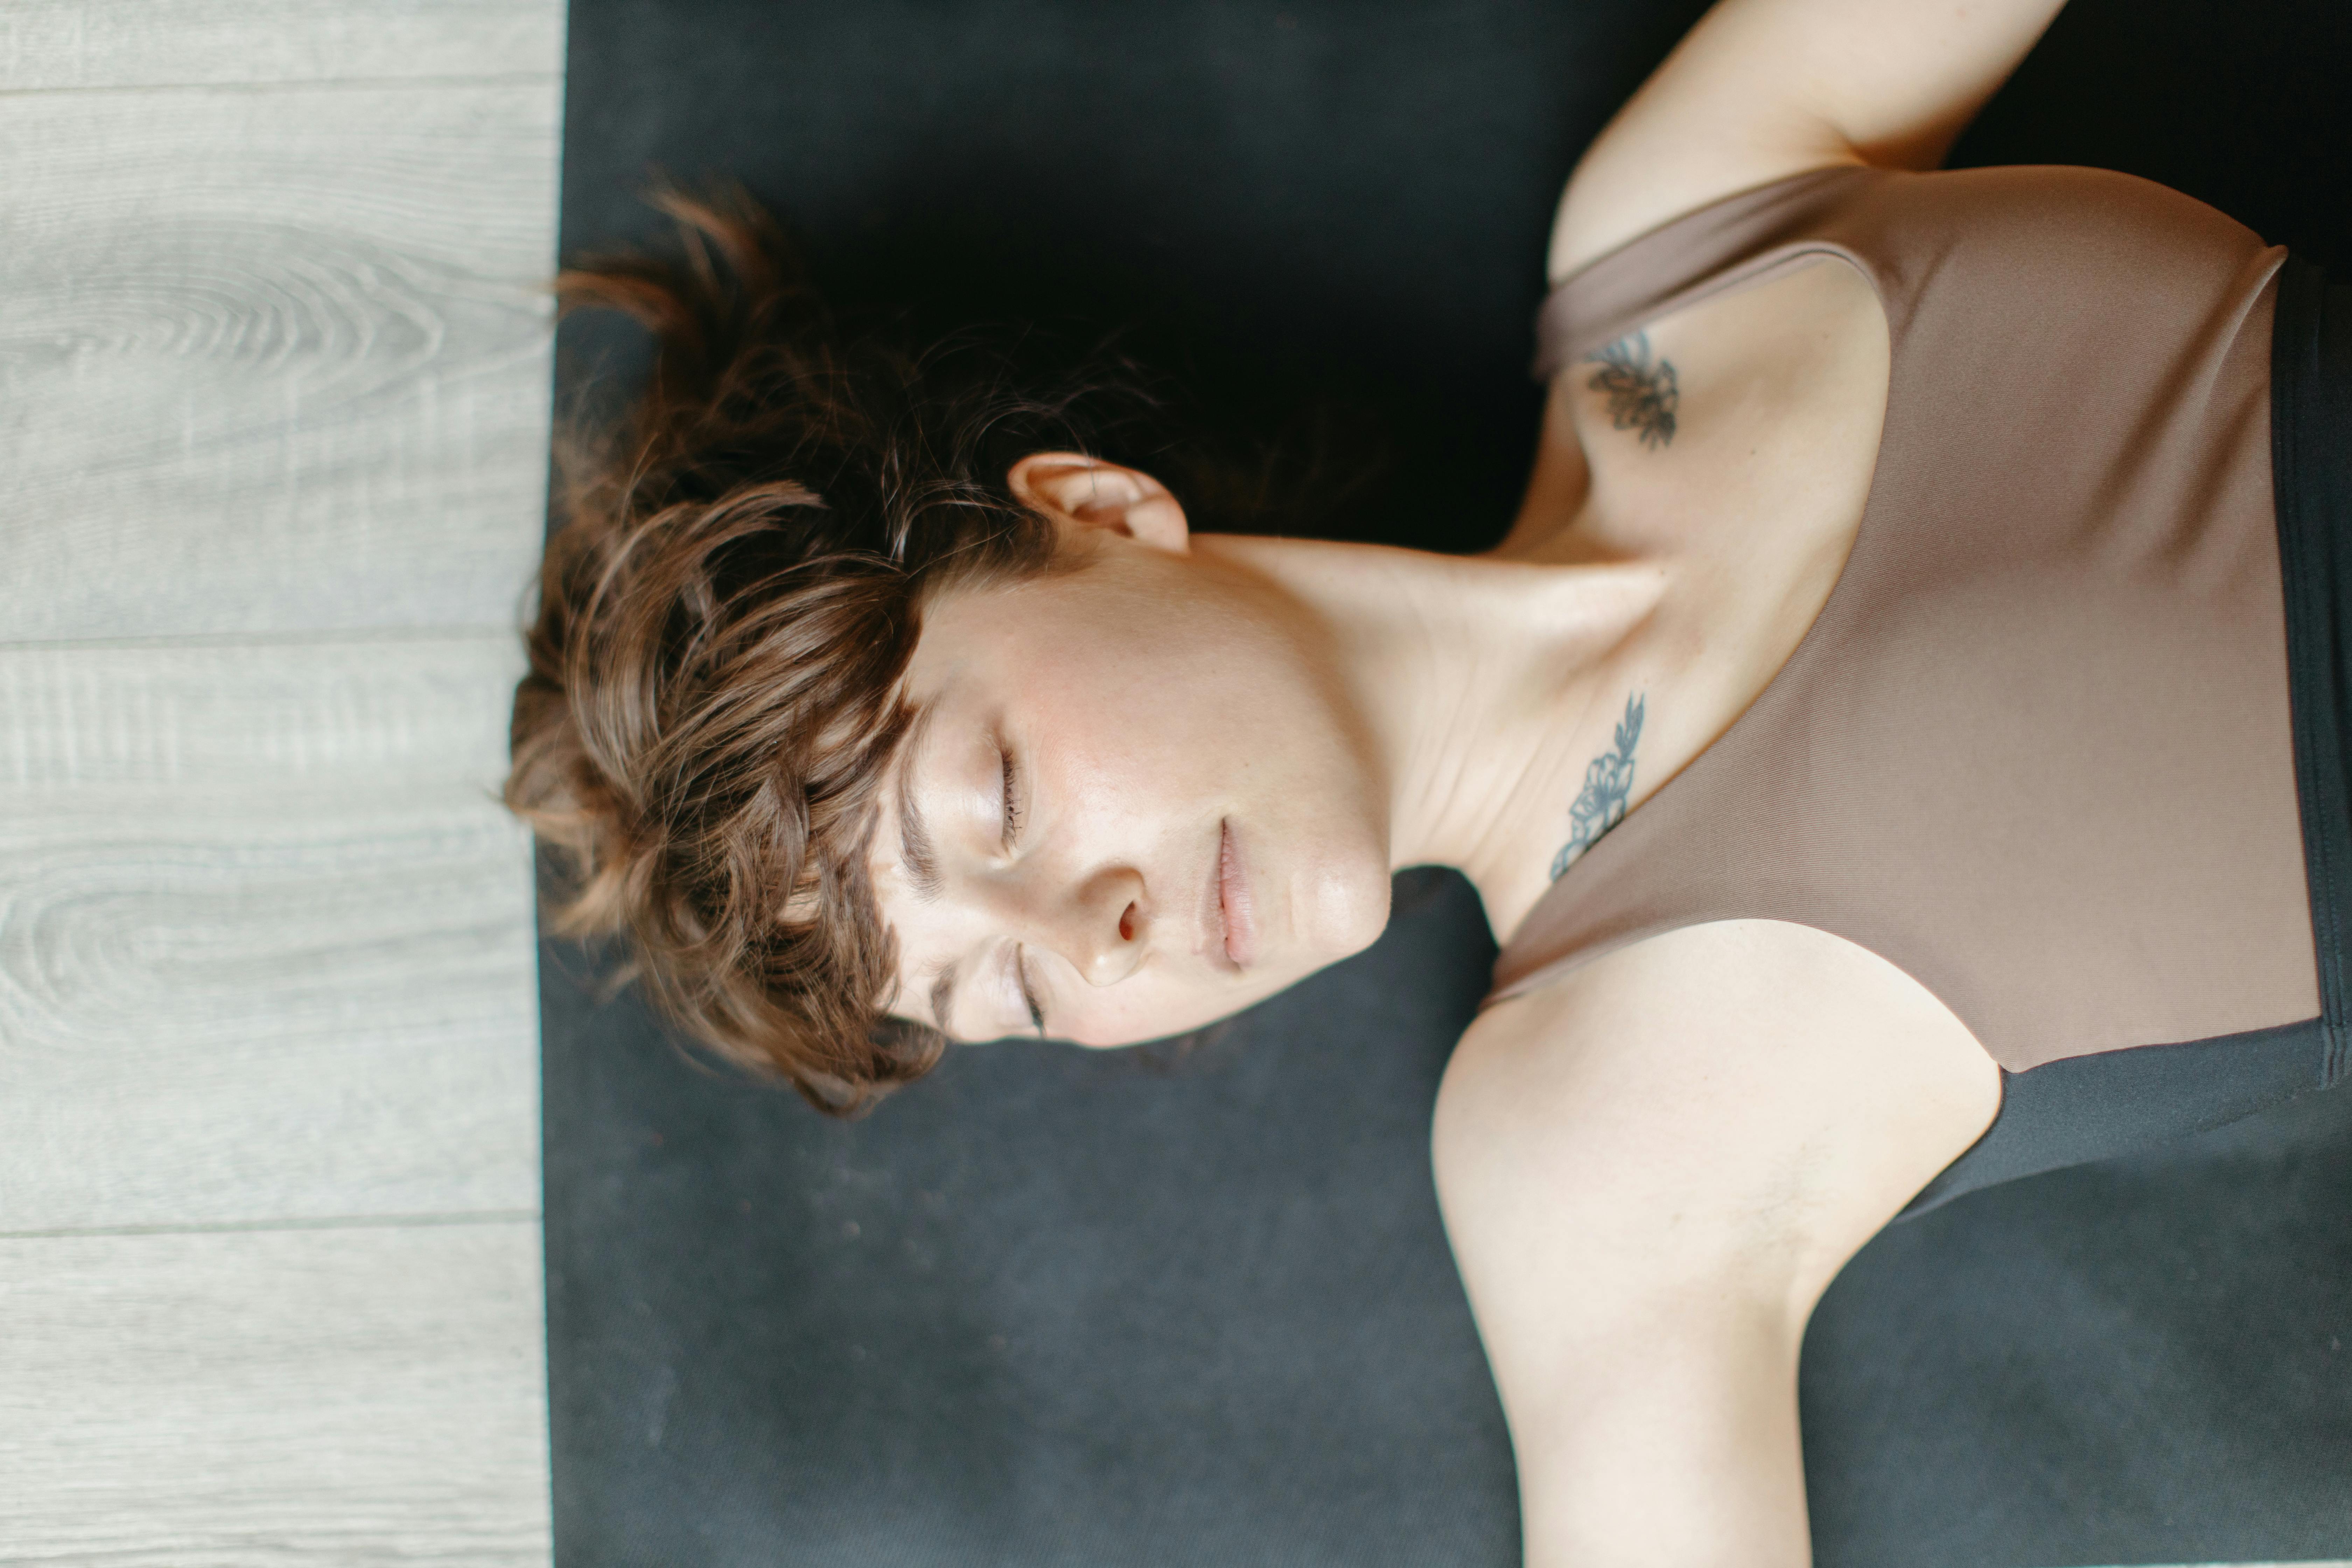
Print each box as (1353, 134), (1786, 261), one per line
(510, 0), (2350, 1560)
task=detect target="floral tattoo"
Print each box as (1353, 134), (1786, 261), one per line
(1550, 692), (1645, 881)
(1585, 331), (1679, 449)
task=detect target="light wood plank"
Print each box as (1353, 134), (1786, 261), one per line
(0, 78), (558, 641)
(0, 1222), (550, 1565)
(0, 639), (540, 1233)
(0, 0), (563, 92)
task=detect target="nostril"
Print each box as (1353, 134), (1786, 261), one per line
(1118, 903), (1138, 942)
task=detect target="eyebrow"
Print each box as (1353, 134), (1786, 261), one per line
(895, 707), (944, 904)
(890, 704), (957, 1035)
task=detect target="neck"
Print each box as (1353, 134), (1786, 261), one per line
(1193, 532), (1669, 921)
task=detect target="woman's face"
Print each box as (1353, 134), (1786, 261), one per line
(868, 458), (1394, 1047)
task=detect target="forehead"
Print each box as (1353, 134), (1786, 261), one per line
(905, 551), (1124, 681)
(862, 703), (965, 1035)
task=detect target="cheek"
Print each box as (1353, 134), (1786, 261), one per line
(1036, 639), (1390, 934)
(1013, 650), (1262, 804)
(1031, 613), (1316, 781)
(1056, 969), (1284, 1050)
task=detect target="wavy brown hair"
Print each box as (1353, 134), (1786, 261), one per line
(508, 186), (1153, 1113)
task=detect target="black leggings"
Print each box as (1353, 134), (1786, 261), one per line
(1900, 255), (2351, 1220)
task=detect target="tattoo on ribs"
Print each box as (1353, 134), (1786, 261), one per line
(1549, 692), (1645, 881)
(1585, 331), (1679, 449)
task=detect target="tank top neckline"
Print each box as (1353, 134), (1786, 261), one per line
(1504, 168), (1897, 952)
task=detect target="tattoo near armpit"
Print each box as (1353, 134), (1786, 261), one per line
(1550, 692), (1646, 881)
(1585, 331), (1679, 449)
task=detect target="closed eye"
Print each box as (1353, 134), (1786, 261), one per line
(999, 742), (1024, 849)
(1016, 947), (1046, 1038)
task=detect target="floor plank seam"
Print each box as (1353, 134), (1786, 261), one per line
(0, 626), (532, 655)
(0, 71), (560, 101)
(1, 1208), (543, 1241)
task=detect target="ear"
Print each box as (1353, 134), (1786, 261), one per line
(1007, 452), (1191, 555)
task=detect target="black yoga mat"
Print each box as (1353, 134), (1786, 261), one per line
(544, 2), (2352, 1563)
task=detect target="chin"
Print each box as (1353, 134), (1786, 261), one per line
(1296, 858), (1395, 968)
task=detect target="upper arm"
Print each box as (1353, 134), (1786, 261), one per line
(1548, 0), (2068, 281)
(1431, 921), (2001, 1568)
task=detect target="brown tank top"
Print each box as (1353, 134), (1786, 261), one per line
(1490, 164), (2320, 1074)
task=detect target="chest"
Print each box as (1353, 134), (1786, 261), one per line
(1560, 252), (1891, 647)
(1480, 257), (1892, 937)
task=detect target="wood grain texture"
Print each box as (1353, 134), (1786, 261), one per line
(0, 78), (559, 641)
(0, 639), (540, 1233)
(0, 1222), (549, 1565)
(0, 0), (563, 91)
(0, 2), (558, 1558)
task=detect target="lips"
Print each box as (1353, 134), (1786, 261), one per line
(1216, 819), (1256, 970)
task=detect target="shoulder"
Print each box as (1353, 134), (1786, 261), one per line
(1433, 919), (1998, 1294)
(1432, 920), (1997, 1565)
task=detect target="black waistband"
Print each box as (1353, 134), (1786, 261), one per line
(2270, 253), (2352, 1091)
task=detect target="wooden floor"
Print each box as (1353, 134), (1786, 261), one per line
(0, 2), (561, 1560)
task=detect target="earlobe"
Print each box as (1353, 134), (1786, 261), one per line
(1007, 451), (1191, 555)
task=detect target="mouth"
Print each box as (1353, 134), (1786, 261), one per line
(1216, 818), (1257, 971)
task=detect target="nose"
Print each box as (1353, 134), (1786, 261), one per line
(1036, 863), (1148, 986)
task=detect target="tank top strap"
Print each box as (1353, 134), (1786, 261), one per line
(1534, 163), (1891, 379)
